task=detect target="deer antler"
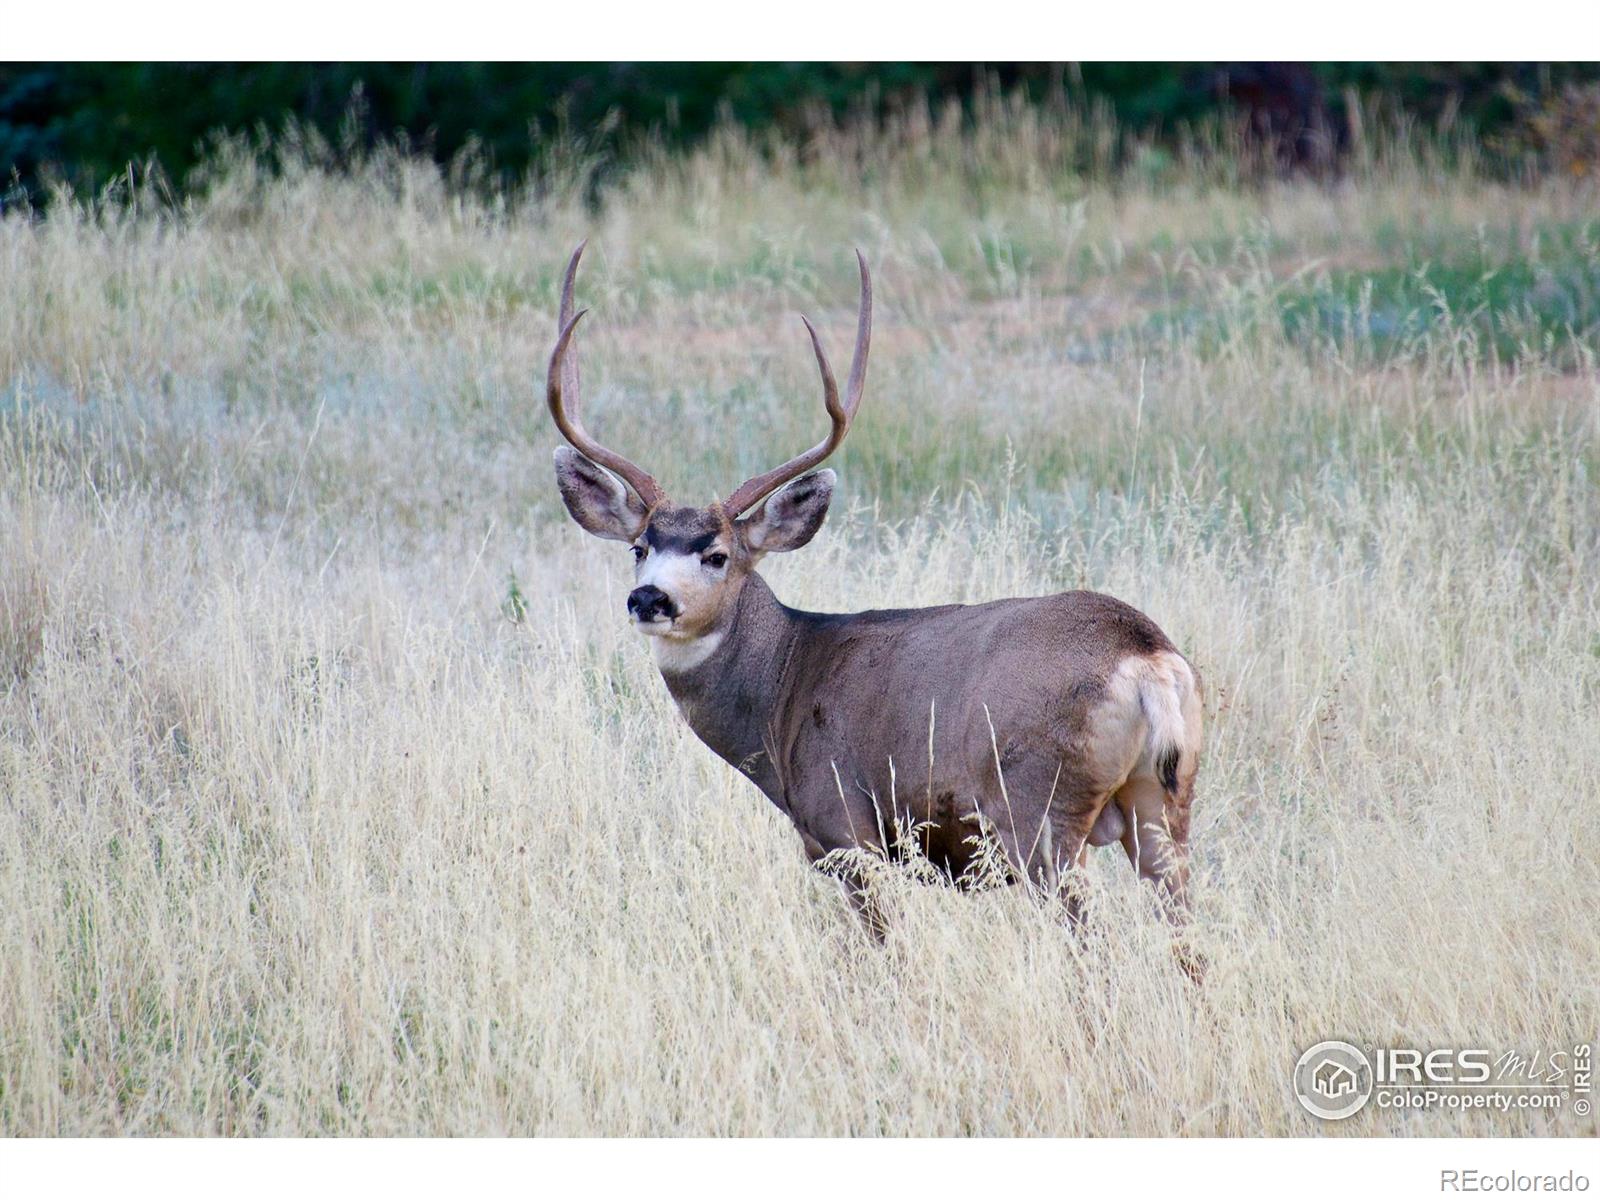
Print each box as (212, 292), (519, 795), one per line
(723, 251), (872, 517)
(547, 242), (666, 509)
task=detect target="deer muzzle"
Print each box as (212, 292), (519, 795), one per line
(627, 584), (677, 625)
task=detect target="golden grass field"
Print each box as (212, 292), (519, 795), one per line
(2, 106), (1597, 1134)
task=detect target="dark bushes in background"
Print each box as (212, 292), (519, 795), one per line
(4, 62), (1598, 203)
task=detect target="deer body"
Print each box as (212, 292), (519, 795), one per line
(655, 564), (1200, 911)
(544, 244), (1202, 956)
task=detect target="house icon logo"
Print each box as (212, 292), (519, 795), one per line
(1294, 1041), (1374, 1119)
(1313, 1059), (1358, 1099)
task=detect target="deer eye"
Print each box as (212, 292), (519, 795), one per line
(630, 546), (646, 562)
(703, 552), (729, 570)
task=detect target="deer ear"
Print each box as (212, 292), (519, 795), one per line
(554, 447), (650, 541)
(739, 469), (835, 556)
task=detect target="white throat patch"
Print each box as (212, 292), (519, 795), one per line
(653, 629), (724, 673)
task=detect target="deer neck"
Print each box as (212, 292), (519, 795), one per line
(654, 572), (800, 788)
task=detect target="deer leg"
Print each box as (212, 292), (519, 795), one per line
(1051, 801), (1106, 936)
(835, 866), (888, 944)
(983, 760), (1107, 935)
(800, 811), (889, 944)
(1114, 774), (1203, 982)
(1114, 777), (1188, 915)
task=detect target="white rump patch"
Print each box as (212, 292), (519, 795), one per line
(1106, 650), (1200, 788)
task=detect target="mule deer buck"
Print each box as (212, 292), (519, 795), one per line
(548, 244), (1203, 965)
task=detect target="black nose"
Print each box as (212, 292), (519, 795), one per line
(627, 585), (675, 622)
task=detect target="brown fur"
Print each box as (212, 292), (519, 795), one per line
(653, 569), (1201, 914)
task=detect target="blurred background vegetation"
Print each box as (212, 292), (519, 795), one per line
(5, 62), (1600, 204)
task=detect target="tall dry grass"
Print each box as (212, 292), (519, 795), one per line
(1, 110), (1597, 1134)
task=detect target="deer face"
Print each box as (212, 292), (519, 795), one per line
(545, 242), (867, 660)
(553, 448), (835, 645)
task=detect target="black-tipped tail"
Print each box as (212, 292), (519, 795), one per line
(1155, 745), (1181, 795)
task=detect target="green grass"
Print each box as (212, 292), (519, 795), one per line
(1138, 219), (1600, 368)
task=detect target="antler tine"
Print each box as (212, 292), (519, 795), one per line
(547, 243), (665, 509)
(558, 239), (585, 405)
(843, 249), (873, 418)
(724, 251), (873, 517)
